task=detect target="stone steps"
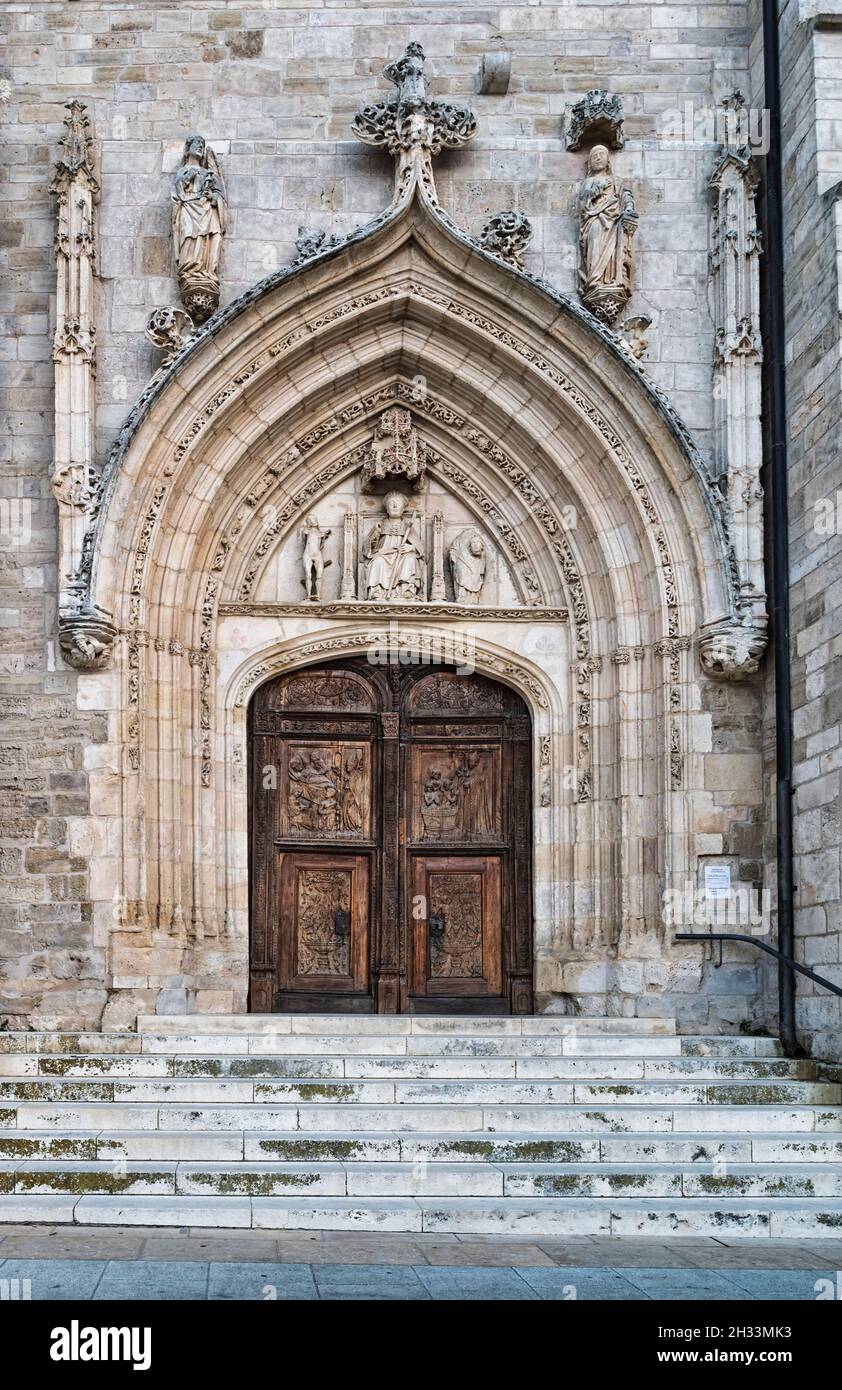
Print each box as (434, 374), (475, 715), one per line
(0, 1016), (838, 1235)
(2, 1077), (837, 1105)
(135, 1015), (679, 1036)
(1, 1192), (840, 1238)
(3, 1158), (842, 1198)
(0, 1053), (815, 1080)
(3, 1129), (842, 1163)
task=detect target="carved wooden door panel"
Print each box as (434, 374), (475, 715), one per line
(249, 668), (381, 1013)
(277, 852), (369, 998)
(250, 663), (533, 1014)
(402, 671), (533, 1014)
(411, 855), (503, 1000)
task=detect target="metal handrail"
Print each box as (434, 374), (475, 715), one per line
(675, 932), (842, 998)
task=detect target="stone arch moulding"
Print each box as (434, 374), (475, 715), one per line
(59, 131), (766, 1024)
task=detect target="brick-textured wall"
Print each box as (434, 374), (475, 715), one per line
(0, 1), (776, 1031)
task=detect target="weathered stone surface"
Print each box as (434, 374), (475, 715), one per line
(0, 1), (834, 1056)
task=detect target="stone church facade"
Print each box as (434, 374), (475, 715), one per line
(1, 1), (840, 1058)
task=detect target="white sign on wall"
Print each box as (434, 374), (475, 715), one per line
(704, 864), (732, 899)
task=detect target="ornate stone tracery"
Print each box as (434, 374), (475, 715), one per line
(702, 93), (768, 679)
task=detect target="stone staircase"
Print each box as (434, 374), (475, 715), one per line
(1, 1014), (841, 1237)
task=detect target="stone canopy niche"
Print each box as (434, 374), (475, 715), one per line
(51, 44), (767, 1028)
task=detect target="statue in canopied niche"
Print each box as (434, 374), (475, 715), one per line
(364, 491), (426, 601)
(171, 134), (226, 323)
(576, 144), (638, 325)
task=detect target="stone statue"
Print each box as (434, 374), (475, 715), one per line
(364, 491), (426, 602)
(577, 144), (638, 325)
(449, 529), (487, 605)
(300, 514), (331, 600)
(171, 134), (226, 323)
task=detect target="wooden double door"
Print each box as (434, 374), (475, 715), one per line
(249, 661), (533, 1014)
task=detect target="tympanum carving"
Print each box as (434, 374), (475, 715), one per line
(300, 514), (331, 600)
(364, 491), (426, 601)
(361, 407), (426, 491)
(449, 529), (487, 604)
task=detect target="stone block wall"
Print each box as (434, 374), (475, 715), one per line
(0, 1), (778, 1033)
(775, 0), (842, 1058)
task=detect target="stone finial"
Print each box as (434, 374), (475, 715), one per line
(352, 43), (477, 162)
(145, 306), (194, 367)
(479, 211), (533, 269)
(565, 89), (625, 152)
(49, 99), (99, 197)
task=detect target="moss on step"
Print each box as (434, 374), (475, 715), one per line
(256, 1139), (366, 1160)
(189, 1171), (322, 1195)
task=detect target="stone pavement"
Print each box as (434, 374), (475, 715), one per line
(0, 1257), (834, 1301)
(0, 1225), (840, 1299)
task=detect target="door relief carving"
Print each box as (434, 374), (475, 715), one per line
(296, 868), (352, 976)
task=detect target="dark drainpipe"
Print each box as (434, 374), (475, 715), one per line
(761, 0), (798, 1054)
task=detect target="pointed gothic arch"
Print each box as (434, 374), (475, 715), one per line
(64, 105), (765, 1024)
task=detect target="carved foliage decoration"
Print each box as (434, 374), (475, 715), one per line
(480, 212), (533, 269)
(352, 42), (477, 162)
(145, 306), (194, 368)
(410, 672), (506, 713)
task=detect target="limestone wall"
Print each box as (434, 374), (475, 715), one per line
(777, 0), (842, 1057)
(0, 1), (776, 1033)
